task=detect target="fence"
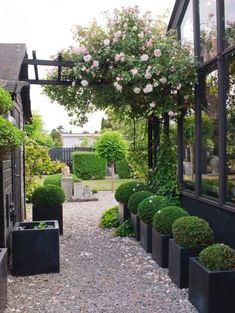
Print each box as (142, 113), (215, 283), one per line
(49, 147), (93, 169)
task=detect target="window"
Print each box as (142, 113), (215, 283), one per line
(199, 0), (217, 62)
(225, 0), (235, 47)
(181, 0), (194, 53)
(201, 69), (219, 199)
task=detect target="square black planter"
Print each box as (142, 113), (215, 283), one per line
(168, 239), (200, 288)
(140, 220), (152, 253)
(0, 249), (7, 313)
(118, 202), (130, 224)
(152, 229), (170, 268)
(189, 257), (235, 313)
(131, 213), (140, 241)
(12, 221), (60, 276)
(33, 204), (63, 235)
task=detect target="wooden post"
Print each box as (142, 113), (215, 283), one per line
(111, 162), (115, 193)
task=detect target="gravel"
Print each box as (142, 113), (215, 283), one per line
(6, 191), (197, 313)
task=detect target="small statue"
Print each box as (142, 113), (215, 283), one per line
(62, 165), (70, 177)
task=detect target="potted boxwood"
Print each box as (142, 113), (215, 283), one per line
(12, 221), (60, 276)
(152, 206), (188, 268)
(137, 195), (170, 253)
(169, 216), (214, 288)
(32, 185), (65, 235)
(115, 181), (149, 223)
(0, 248), (7, 312)
(128, 190), (153, 241)
(189, 243), (235, 313)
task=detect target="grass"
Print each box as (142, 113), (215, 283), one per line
(82, 178), (133, 191)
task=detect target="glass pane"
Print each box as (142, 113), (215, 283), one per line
(181, 0), (194, 54)
(225, 0), (235, 47)
(183, 110), (196, 192)
(200, 0), (217, 62)
(227, 56), (235, 205)
(201, 69), (219, 199)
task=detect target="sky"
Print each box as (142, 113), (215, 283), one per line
(1, 0), (174, 133)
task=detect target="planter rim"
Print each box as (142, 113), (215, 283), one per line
(190, 257), (235, 274)
(14, 220), (59, 231)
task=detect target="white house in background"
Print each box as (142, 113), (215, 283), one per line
(61, 133), (100, 148)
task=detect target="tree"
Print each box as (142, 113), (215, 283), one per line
(50, 128), (63, 147)
(95, 131), (128, 192)
(80, 136), (89, 147)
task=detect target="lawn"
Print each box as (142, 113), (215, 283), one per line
(82, 178), (133, 191)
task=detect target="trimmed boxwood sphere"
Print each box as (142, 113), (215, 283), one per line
(32, 185), (65, 207)
(137, 195), (171, 224)
(172, 216), (214, 249)
(128, 191), (153, 214)
(115, 181), (149, 205)
(199, 243), (235, 271)
(152, 206), (189, 236)
(44, 173), (80, 187)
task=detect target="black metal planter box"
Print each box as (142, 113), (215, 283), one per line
(189, 257), (235, 313)
(140, 220), (152, 253)
(131, 213), (140, 241)
(33, 204), (63, 235)
(118, 202), (130, 224)
(12, 221), (60, 276)
(168, 239), (200, 288)
(152, 229), (170, 268)
(0, 249), (7, 313)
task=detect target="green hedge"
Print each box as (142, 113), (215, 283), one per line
(44, 173), (80, 187)
(32, 185), (65, 207)
(72, 152), (106, 180)
(116, 159), (131, 178)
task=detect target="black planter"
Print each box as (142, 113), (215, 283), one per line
(140, 220), (152, 253)
(189, 257), (235, 313)
(168, 239), (200, 288)
(152, 229), (170, 268)
(131, 213), (140, 241)
(118, 202), (130, 224)
(0, 249), (7, 313)
(33, 204), (63, 235)
(12, 221), (60, 276)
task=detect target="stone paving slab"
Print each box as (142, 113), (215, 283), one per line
(5, 191), (197, 313)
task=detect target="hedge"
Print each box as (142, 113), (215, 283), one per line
(44, 173), (80, 187)
(116, 159), (131, 178)
(72, 152), (106, 180)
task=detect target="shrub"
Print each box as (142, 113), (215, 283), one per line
(137, 195), (171, 224)
(0, 116), (24, 153)
(152, 206), (189, 235)
(128, 191), (153, 214)
(72, 152), (106, 180)
(115, 181), (149, 205)
(99, 206), (119, 229)
(0, 86), (13, 115)
(116, 159), (131, 179)
(114, 220), (135, 237)
(44, 173), (80, 187)
(172, 216), (214, 249)
(199, 243), (235, 271)
(32, 185), (65, 207)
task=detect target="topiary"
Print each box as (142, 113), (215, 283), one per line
(114, 220), (135, 237)
(198, 243), (235, 271)
(172, 216), (214, 250)
(99, 206), (119, 229)
(44, 173), (80, 187)
(137, 195), (171, 224)
(32, 184), (65, 207)
(152, 206), (189, 235)
(128, 190), (153, 214)
(114, 181), (149, 205)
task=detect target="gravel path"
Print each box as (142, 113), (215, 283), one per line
(6, 191), (197, 313)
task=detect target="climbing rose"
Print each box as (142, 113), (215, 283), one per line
(150, 102), (156, 108)
(81, 80), (89, 87)
(114, 30), (122, 38)
(133, 87), (141, 94)
(138, 32), (144, 38)
(114, 82), (122, 91)
(93, 60), (99, 68)
(130, 68), (138, 75)
(141, 54), (149, 61)
(103, 39), (110, 46)
(146, 39), (153, 48)
(83, 54), (92, 62)
(184, 95), (189, 100)
(145, 72), (152, 79)
(72, 81), (76, 87)
(160, 77), (167, 84)
(143, 84), (153, 93)
(154, 49), (162, 57)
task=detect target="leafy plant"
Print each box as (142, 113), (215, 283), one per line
(114, 220), (135, 237)
(32, 185), (65, 207)
(115, 181), (149, 205)
(92, 189), (98, 194)
(128, 190), (153, 214)
(0, 86), (13, 115)
(0, 116), (24, 153)
(44, 173), (80, 187)
(116, 159), (131, 179)
(199, 243), (235, 271)
(72, 151), (106, 180)
(34, 222), (55, 230)
(137, 195), (171, 224)
(99, 206), (119, 229)
(152, 206), (189, 235)
(172, 216), (214, 250)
